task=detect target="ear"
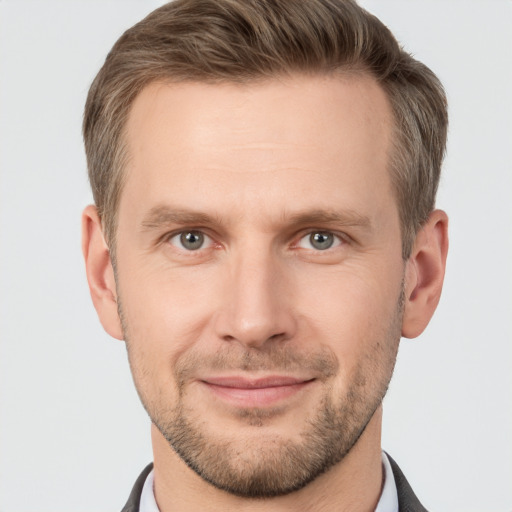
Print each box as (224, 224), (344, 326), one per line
(82, 205), (124, 340)
(402, 209), (449, 339)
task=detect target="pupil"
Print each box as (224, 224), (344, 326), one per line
(181, 231), (203, 250)
(311, 232), (333, 250)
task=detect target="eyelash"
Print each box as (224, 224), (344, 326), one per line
(165, 230), (216, 252)
(296, 231), (344, 251)
(163, 229), (346, 254)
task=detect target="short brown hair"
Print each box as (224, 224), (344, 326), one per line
(83, 0), (447, 259)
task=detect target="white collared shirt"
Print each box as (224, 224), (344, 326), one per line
(139, 451), (398, 512)
(376, 452), (399, 512)
(139, 469), (159, 512)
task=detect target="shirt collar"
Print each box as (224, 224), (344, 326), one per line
(140, 469), (159, 512)
(376, 451), (399, 512)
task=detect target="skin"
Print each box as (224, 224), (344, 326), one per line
(83, 74), (448, 511)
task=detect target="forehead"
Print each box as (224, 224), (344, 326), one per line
(121, 74), (395, 225)
(126, 74), (392, 161)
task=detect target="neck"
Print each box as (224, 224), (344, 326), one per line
(151, 407), (384, 512)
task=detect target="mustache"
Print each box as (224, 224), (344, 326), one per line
(174, 344), (339, 384)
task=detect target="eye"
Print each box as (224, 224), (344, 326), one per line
(297, 231), (342, 251)
(168, 230), (213, 251)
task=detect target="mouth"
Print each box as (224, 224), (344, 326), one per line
(200, 375), (316, 408)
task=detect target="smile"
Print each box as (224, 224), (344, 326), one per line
(200, 376), (316, 408)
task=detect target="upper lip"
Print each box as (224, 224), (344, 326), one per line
(201, 376), (315, 389)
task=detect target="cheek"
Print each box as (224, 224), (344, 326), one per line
(298, 265), (400, 333)
(296, 266), (402, 377)
(117, 261), (223, 364)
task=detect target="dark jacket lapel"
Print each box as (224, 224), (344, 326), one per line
(386, 454), (428, 512)
(121, 463), (154, 512)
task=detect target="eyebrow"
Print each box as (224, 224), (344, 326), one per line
(140, 205), (372, 232)
(285, 209), (372, 230)
(141, 206), (222, 230)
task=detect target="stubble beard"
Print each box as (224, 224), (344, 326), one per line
(153, 381), (383, 498)
(119, 291), (403, 498)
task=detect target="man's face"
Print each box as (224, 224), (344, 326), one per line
(115, 74), (405, 496)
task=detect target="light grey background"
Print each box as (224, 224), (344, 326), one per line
(0, 1), (511, 511)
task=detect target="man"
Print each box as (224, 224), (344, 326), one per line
(81, 0), (448, 510)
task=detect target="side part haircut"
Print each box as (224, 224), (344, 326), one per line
(83, 0), (448, 259)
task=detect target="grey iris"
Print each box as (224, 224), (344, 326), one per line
(180, 231), (204, 250)
(310, 232), (334, 250)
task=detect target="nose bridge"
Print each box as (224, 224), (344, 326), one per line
(215, 238), (295, 348)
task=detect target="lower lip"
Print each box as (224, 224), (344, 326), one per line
(202, 381), (313, 408)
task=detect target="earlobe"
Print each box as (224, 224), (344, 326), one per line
(402, 209), (449, 339)
(81, 205), (124, 340)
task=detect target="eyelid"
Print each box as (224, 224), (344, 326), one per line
(160, 227), (348, 252)
(165, 229), (215, 251)
(295, 230), (346, 250)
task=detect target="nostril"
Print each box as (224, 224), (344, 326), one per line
(269, 332), (287, 341)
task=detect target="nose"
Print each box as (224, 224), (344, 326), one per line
(213, 246), (297, 349)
